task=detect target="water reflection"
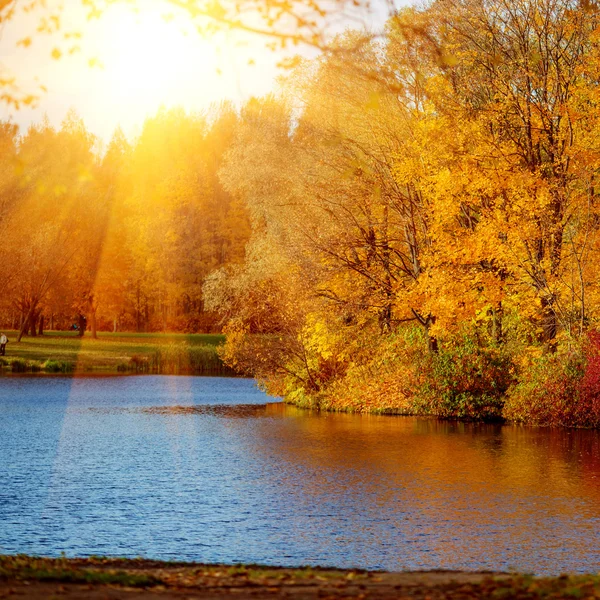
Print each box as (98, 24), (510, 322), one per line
(253, 407), (600, 574)
(0, 377), (598, 575)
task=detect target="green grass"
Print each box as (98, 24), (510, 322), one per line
(0, 555), (160, 587)
(0, 331), (232, 375)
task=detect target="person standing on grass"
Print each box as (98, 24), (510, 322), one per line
(0, 332), (7, 356)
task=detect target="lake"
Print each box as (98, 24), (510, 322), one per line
(0, 375), (599, 575)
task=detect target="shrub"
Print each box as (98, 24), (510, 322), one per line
(43, 360), (75, 373)
(410, 334), (515, 421)
(503, 351), (582, 426)
(10, 359), (28, 373)
(503, 332), (600, 428)
(575, 331), (600, 427)
(311, 329), (419, 414)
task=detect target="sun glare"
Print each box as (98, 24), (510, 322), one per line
(81, 3), (279, 136)
(105, 9), (198, 101)
(0, 0), (280, 140)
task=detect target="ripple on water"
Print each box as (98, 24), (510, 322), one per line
(0, 375), (599, 576)
(85, 404), (271, 417)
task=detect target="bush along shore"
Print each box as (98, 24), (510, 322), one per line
(320, 330), (600, 428)
(1, 555), (599, 600)
(0, 332), (235, 376)
(219, 326), (600, 429)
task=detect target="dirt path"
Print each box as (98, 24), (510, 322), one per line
(1, 556), (598, 599)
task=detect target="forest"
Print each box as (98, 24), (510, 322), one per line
(3, 0), (600, 426)
(0, 106), (250, 337)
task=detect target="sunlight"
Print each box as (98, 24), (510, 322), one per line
(0, 0), (280, 140)
(102, 8), (202, 104)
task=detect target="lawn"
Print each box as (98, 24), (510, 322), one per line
(0, 331), (230, 374)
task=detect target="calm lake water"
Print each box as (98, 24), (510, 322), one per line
(0, 376), (599, 575)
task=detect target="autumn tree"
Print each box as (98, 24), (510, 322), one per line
(421, 0), (600, 343)
(1, 112), (97, 341)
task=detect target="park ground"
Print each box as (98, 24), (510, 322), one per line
(0, 331), (229, 375)
(1, 556), (599, 599)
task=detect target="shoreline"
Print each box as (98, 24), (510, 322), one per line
(0, 331), (233, 376)
(3, 371), (600, 431)
(1, 556), (599, 599)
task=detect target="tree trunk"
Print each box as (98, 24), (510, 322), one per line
(540, 296), (557, 345)
(17, 303), (37, 342)
(78, 314), (86, 337)
(38, 315), (44, 336)
(425, 316), (438, 353)
(144, 297), (149, 333)
(428, 334), (439, 353)
(29, 310), (38, 337)
(488, 303), (504, 344)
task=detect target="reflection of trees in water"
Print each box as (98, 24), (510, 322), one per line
(262, 409), (600, 499)
(243, 408), (600, 572)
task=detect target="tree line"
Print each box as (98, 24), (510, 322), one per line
(0, 106), (250, 339)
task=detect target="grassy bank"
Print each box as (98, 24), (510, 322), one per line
(0, 331), (235, 376)
(1, 556), (599, 599)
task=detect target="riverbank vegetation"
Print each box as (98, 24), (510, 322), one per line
(0, 332), (232, 375)
(203, 0), (600, 427)
(1, 556), (599, 599)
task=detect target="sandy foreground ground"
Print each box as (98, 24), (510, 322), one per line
(0, 557), (599, 599)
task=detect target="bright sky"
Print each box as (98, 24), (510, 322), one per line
(0, 0), (408, 143)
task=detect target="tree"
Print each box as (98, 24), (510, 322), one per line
(2, 112), (97, 341)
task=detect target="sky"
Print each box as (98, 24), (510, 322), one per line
(0, 0), (409, 143)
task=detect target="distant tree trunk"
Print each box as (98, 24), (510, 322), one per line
(50, 314), (54, 331)
(38, 315), (44, 336)
(87, 293), (98, 339)
(29, 309), (39, 337)
(488, 303), (504, 344)
(78, 314), (86, 337)
(380, 201), (393, 334)
(113, 318), (117, 333)
(17, 302), (37, 342)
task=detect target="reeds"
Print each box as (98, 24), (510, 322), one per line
(123, 343), (235, 376)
